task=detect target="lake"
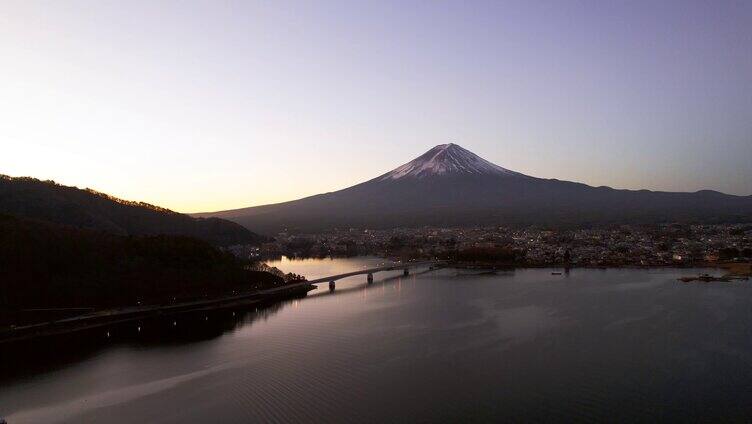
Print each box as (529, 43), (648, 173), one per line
(2, 257), (752, 423)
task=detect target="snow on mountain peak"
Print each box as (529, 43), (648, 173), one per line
(380, 143), (524, 180)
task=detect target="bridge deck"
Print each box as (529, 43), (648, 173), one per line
(306, 261), (442, 284)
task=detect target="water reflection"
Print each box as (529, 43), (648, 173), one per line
(0, 259), (427, 384)
(4, 261), (752, 423)
(0, 295), (304, 384)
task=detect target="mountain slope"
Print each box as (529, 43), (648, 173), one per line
(0, 214), (284, 318)
(197, 144), (752, 234)
(0, 175), (266, 246)
(378, 143), (528, 180)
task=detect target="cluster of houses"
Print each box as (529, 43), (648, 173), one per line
(251, 224), (752, 267)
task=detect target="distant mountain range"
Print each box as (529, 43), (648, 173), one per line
(196, 143), (752, 234)
(0, 175), (265, 246)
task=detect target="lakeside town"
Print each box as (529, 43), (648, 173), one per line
(232, 224), (752, 269)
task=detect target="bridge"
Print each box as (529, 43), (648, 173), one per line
(1, 261), (445, 343)
(305, 261), (444, 290)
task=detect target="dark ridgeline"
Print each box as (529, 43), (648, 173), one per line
(0, 214), (283, 326)
(196, 144), (752, 234)
(0, 176), (285, 330)
(0, 175), (266, 247)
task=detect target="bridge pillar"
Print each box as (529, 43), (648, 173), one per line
(329, 281), (335, 291)
(403, 268), (409, 276)
(367, 273), (374, 284)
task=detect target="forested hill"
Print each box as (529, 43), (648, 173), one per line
(0, 214), (283, 315)
(0, 175), (265, 246)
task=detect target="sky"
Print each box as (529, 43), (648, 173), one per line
(1, 0), (751, 212)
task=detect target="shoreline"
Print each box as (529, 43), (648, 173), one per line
(274, 255), (750, 274)
(444, 262), (745, 271)
(382, 257), (751, 274)
(0, 282), (316, 344)
(5, 260), (750, 344)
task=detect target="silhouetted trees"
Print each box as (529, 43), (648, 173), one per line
(0, 214), (282, 314)
(0, 175), (266, 246)
(453, 246), (524, 264)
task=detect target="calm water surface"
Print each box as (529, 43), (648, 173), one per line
(2, 257), (752, 423)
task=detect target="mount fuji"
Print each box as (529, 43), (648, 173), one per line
(378, 143), (527, 180)
(197, 144), (752, 234)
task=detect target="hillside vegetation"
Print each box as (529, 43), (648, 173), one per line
(0, 214), (283, 316)
(0, 175), (265, 246)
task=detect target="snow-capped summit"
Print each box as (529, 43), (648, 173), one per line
(198, 143), (752, 235)
(380, 143), (525, 180)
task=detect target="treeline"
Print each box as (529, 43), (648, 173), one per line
(453, 246), (526, 264)
(719, 247), (752, 260)
(0, 214), (283, 312)
(0, 175), (266, 246)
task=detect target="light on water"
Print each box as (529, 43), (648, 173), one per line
(2, 258), (752, 423)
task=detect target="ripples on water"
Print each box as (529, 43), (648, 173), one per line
(2, 259), (752, 423)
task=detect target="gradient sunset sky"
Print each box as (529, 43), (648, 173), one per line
(2, 0), (751, 212)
